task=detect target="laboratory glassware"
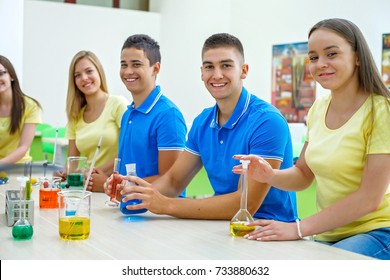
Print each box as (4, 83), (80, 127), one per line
(230, 160), (256, 237)
(120, 163), (147, 214)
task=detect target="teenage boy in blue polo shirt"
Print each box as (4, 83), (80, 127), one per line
(100, 34), (186, 188)
(117, 33), (297, 221)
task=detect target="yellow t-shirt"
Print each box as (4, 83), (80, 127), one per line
(66, 95), (128, 168)
(0, 97), (42, 162)
(305, 94), (390, 242)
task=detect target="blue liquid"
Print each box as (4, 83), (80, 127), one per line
(66, 210), (76, 216)
(120, 197), (147, 215)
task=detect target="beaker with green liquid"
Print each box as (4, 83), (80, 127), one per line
(66, 156), (87, 188)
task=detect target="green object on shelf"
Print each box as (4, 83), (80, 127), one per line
(41, 127), (66, 154)
(31, 123), (54, 161)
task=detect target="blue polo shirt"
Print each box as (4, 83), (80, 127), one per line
(118, 86), (187, 178)
(186, 87), (297, 221)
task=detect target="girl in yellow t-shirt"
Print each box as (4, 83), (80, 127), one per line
(57, 51), (128, 192)
(233, 18), (390, 259)
(0, 55), (42, 164)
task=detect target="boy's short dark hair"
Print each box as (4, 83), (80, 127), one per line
(202, 33), (244, 61)
(122, 34), (161, 65)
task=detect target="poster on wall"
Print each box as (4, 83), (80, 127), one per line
(382, 33), (390, 90)
(271, 42), (316, 123)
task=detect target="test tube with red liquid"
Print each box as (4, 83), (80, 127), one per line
(106, 158), (121, 207)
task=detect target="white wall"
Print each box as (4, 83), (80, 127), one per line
(2, 0), (389, 126)
(229, 0), (390, 101)
(150, 0), (390, 121)
(149, 0), (231, 124)
(23, 0), (160, 126)
(0, 0), (24, 80)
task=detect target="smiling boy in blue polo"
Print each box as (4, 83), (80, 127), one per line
(117, 34), (186, 181)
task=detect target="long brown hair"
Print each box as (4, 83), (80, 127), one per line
(309, 19), (390, 154)
(0, 55), (42, 134)
(308, 18), (390, 97)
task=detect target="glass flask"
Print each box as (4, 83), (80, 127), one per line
(230, 160), (256, 237)
(12, 177), (33, 240)
(120, 163), (147, 214)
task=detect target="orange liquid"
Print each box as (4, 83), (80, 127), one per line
(40, 189), (60, 208)
(110, 173), (121, 202)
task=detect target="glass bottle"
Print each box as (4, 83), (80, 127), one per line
(230, 160), (255, 237)
(105, 158), (121, 207)
(12, 177), (33, 240)
(120, 163), (147, 214)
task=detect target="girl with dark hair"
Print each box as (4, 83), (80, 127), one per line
(0, 55), (41, 164)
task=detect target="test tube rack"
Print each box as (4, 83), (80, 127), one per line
(5, 190), (34, 227)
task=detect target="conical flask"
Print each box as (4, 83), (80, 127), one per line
(230, 160), (255, 237)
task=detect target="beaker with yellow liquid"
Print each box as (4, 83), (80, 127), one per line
(230, 160), (256, 237)
(58, 190), (91, 240)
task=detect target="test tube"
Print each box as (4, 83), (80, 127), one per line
(106, 158), (121, 207)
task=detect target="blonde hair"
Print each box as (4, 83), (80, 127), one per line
(66, 51), (109, 122)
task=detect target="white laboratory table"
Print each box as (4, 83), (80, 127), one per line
(0, 176), (373, 260)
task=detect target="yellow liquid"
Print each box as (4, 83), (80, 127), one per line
(230, 222), (256, 237)
(59, 217), (90, 240)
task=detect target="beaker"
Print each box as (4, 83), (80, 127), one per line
(39, 176), (62, 208)
(66, 156), (87, 188)
(105, 158), (121, 207)
(58, 190), (91, 240)
(230, 160), (256, 237)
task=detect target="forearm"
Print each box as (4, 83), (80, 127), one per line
(163, 194), (240, 220)
(96, 160), (115, 176)
(153, 175), (185, 198)
(270, 166), (313, 192)
(0, 146), (29, 164)
(302, 154), (390, 238)
(301, 190), (379, 237)
(234, 152), (314, 192)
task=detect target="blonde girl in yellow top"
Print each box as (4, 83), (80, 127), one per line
(233, 18), (390, 259)
(59, 51), (128, 192)
(0, 55), (41, 164)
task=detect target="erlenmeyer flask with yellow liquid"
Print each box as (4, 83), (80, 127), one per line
(230, 160), (256, 237)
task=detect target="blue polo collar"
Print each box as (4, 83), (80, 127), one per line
(129, 85), (162, 114)
(210, 87), (251, 129)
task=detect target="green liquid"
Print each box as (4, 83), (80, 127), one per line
(12, 224), (34, 240)
(67, 173), (84, 187)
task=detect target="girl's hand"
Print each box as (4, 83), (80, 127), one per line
(244, 219), (301, 241)
(232, 154), (275, 183)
